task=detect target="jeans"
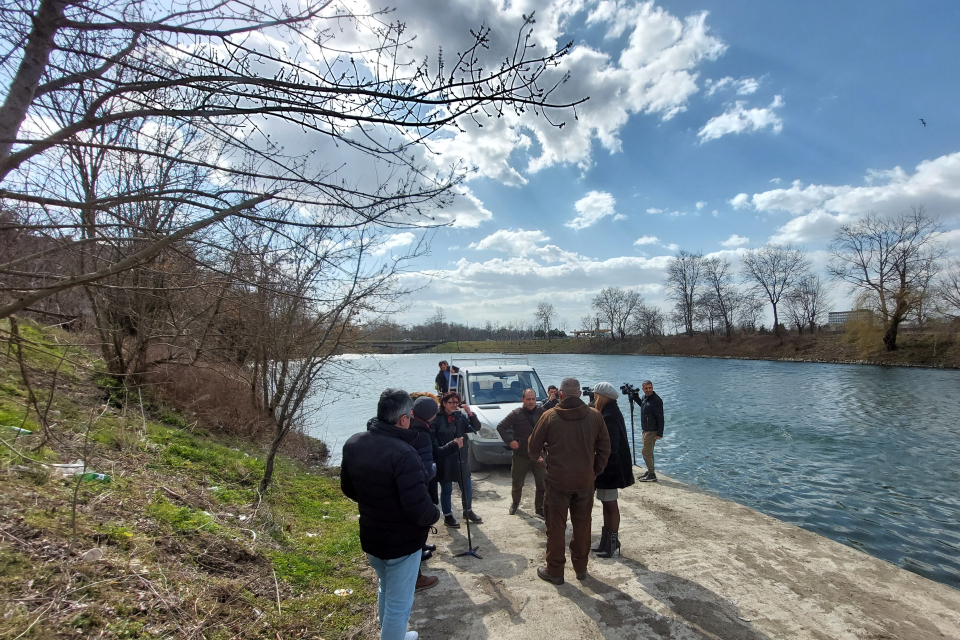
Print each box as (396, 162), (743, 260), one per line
(440, 476), (472, 515)
(366, 550), (421, 640)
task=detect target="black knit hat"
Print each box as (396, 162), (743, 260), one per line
(412, 396), (439, 421)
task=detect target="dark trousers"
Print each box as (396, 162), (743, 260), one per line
(543, 484), (594, 578)
(510, 453), (546, 511)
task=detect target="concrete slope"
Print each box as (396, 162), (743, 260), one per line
(410, 468), (960, 640)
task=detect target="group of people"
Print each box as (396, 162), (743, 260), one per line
(340, 373), (665, 640)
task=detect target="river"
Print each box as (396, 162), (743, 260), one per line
(305, 352), (960, 590)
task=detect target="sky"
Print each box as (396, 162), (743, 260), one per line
(307, 1), (960, 330)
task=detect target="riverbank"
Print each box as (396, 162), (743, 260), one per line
(414, 467), (960, 639)
(0, 321), (379, 639)
(413, 328), (960, 369)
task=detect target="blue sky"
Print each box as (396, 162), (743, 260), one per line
(335, 1), (960, 329)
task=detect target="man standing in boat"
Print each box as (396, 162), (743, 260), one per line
(639, 380), (664, 482)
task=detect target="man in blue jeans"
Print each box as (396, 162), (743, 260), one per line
(342, 389), (441, 640)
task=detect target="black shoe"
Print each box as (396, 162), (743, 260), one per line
(444, 514), (460, 528)
(598, 531), (621, 558)
(421, 549), (433, 562)
(535, 508), (545, 519)
(463, 510), (483, 524)
(576, 571), (588, 580)
(639, 470), (650, 479)
(639, 473), (657, 482)
(592, 526), (610, 553)
(537, 566), (563, 585)
(508, 503), (519, 515)
(423, 543), (436, 552)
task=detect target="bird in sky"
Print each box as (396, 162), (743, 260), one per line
(920, 119), (926, 126)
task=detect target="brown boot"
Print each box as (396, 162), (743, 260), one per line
(415, 571), (439, 591)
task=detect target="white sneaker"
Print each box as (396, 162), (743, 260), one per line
(404, 633), (419, 640)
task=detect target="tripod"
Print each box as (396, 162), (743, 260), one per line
(454, 443), (482, 559)
(625, 390), (640, 466)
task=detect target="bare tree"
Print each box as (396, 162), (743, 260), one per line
(698, 257), (741, 339)
(630, 303), (665, 339)
(0, 1), (586, 317)
(665, 250), (705, 336)
(592, 287), (643, 339)
(534, 302), (556, 341)
(783, 274), (830, 335)
(828, 207), (944, 351)
(935, 259), (960, 320)
(740, 244), (811, 338)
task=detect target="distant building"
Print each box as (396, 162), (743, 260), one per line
(828, 309), (874, 325)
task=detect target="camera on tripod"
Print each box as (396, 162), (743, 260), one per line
(620, 382), (642, 404)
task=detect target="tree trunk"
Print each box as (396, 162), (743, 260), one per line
(882, 318), (901, 351)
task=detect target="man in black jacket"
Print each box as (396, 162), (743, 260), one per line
(496, 388), (549, 517)
(341, 389), (441, 640)
(638, 380), (665, 482)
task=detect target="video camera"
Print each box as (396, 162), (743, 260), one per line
(620, 382), (642, 404)
(581, 386), (596, 403)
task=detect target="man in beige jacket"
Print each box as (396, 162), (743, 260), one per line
(528, 377), (611, 585)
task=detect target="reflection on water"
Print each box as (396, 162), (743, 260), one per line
(307, 352), (960, 590)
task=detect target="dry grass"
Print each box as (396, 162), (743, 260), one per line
(0, 320), (374, 639)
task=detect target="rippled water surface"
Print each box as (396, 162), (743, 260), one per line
(308, 353), (960, 589)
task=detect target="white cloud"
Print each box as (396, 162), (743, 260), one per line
(729, 193), (751, 209)
(698, 95), (784, 143)
(472, 229), (550, 256)
(634, 235), (660, 245)
(664, 243), (680, 251)
(372, 232), (416, 255)
(769, 177), (782, 184)
(735, 77), (760, 95)
(705, 76), (759, 97)
(695, 201), (706, 210)
(567, 190), (619, 230)
(720, 234), (750, 248)
(647, 207), (665, 214)
(731, 151), (960, 244)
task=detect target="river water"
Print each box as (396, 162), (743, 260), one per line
(305, 352), (960, 590)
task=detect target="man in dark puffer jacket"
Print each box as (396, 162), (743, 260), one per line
(341, 389), (441, 640)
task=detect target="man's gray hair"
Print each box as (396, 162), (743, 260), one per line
(559, 377), (581, 397)
(377, 388), (414, 424)
(642, 380), (653, 387)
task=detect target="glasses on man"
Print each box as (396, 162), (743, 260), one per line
(444, 399), (459, 405)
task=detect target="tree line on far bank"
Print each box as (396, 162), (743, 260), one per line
(368, 206), (959, 353)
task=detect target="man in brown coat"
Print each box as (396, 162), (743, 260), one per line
(528, 377), (611, 585)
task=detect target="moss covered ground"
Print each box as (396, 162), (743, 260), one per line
(0, 319), (376, 639)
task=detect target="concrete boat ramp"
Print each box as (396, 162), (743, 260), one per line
(409, 468), (959, 640)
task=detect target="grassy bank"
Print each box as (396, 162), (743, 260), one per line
(429, 326), (960, 368)
(0, 321), (375, 639)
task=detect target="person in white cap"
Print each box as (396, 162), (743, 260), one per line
(590, 382), (635, 558)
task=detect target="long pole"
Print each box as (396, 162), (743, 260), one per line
(629, 399), (637, 466)
(454, 440), (481, 559)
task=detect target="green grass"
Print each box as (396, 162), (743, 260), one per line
(0, 319), (376, 639)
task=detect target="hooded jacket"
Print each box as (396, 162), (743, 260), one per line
(594, 399), (636, 491)
(527, 396), (611, 492)
(341, 418), (441, 560)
